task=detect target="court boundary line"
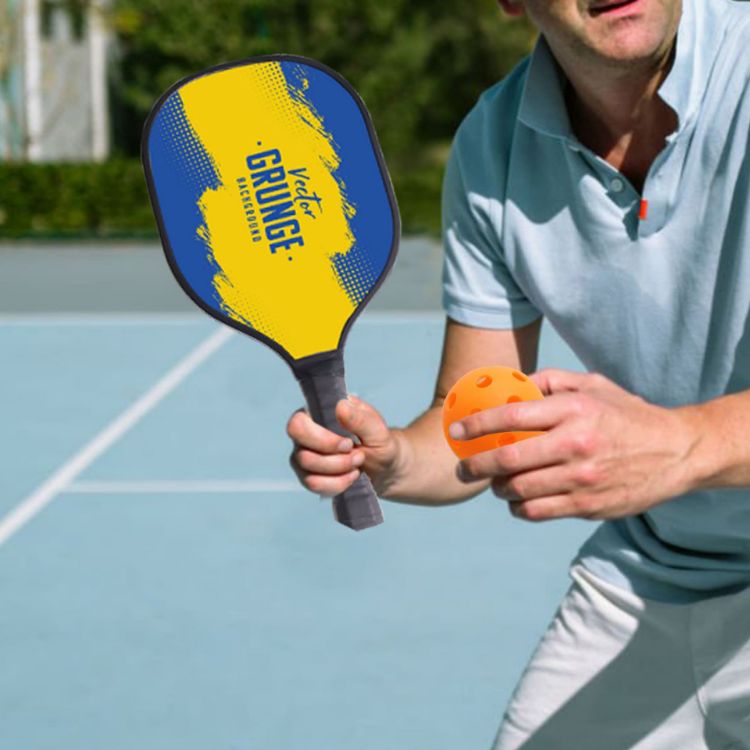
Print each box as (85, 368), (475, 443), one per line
(0, 327), (233, 547)
(64, 479), (301, 494)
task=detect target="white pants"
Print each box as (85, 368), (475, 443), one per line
(492, 563), (750, 750)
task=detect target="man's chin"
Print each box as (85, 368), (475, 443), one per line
(585, 34), (672, 69)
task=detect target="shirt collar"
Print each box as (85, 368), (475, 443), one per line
(517, 0), (728, 141)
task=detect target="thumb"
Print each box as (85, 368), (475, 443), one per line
(528, 367), (592, 396)
(336, 395), (390, 447)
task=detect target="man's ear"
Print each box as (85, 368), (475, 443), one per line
(498, 0), (525, 16)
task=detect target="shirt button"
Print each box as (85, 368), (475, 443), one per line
(610, 178), (624, 193)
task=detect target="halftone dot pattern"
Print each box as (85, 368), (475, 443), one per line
(331, 246), (378, 306)
(282, 63), (377, 305)
(161, 81), (288, 342)
(152, 93), (245, 325)
(199, 62), (322, 345)
(243, 61), (372, 327)
(255, 63), (304, 135)
(154, 93), (221, 195)
(222, 289), (283, 343)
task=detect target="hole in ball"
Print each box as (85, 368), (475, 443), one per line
(476, 375), (492, 388)
(447, 392), (456, 409)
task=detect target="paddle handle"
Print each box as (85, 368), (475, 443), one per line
(295, 356), (384, 531)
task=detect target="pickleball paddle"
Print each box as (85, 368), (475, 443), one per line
(141, 55), (400, 531)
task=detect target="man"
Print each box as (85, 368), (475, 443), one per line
(288, 0), (750, 746)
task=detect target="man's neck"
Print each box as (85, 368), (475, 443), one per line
(558, 41), (679, 194)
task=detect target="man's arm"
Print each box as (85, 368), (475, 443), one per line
(379, 314), (543, 506)
(678, 391), (750, 492)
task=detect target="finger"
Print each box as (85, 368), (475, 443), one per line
(302, 468), (361, 497)
(449, 393), (578, 441)
(335, 396), (389, 446)
(528, 368), (599, 396)
(294, 447), (365, 476)
(458, 429), (566, 481)
(287, 408), (353, 454)
(505, 494), (579, 522)
(489, 464), (576, 501)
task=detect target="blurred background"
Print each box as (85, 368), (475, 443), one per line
(0, 0), (537, 237)
(0, 4), (602, 750)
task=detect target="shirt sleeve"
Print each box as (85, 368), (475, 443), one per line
(441, 132), (542, 329)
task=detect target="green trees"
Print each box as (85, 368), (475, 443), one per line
(112, 0), (536, 166)
(0, 2), (536, 237)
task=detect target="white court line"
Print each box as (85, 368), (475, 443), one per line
(0, 310), (443, 326)
(0, 327), (233, 547)
(64, 479), (300, 494)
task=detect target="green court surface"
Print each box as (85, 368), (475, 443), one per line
(0, 240), (594, 749)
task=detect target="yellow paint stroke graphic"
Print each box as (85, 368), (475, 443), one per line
(178, 63), (357, 360)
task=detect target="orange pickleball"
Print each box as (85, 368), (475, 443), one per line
(442, 366), (546, 459)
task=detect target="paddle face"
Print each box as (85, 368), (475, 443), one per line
(142, 55), (399, 366)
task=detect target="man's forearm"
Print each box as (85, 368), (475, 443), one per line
(678, 389), (750, 491)
(378, 404), (489, 506)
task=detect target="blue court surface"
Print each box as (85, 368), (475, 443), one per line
(1, 243), (595, 750)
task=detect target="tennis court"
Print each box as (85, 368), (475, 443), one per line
(1, 238), (593, 749)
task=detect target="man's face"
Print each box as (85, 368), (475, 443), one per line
(515, 0), (682, 70)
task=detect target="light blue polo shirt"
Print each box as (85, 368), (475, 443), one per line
(442, 0), (750, 603)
